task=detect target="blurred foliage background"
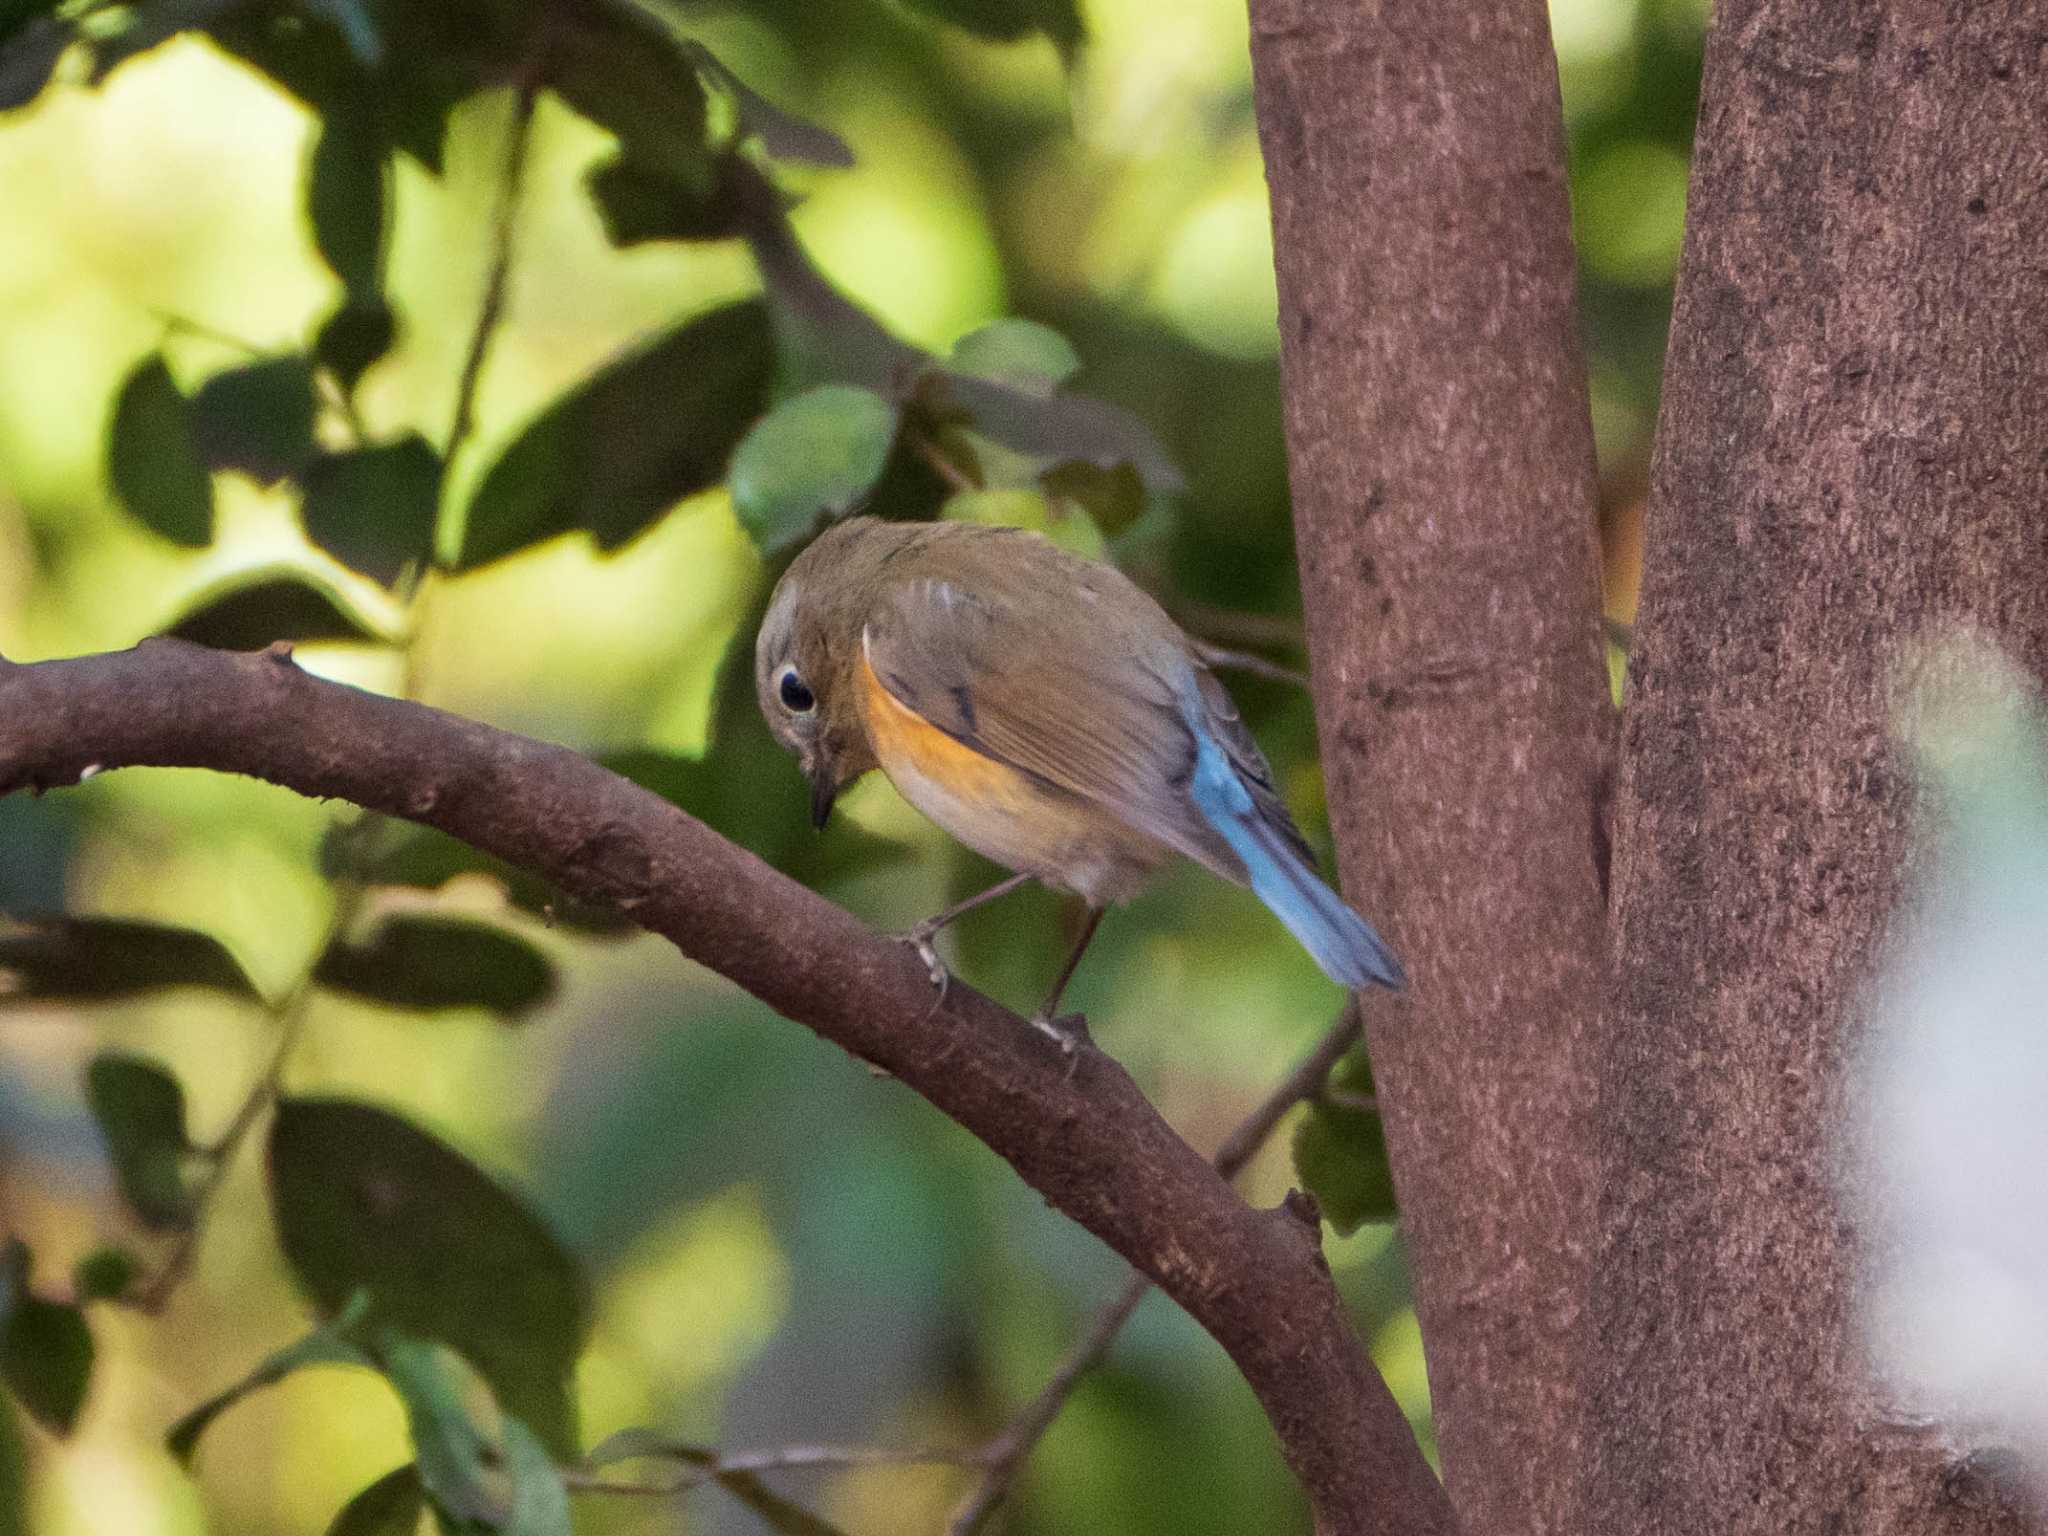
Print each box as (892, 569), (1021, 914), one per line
(0, 0), (1697, 1530)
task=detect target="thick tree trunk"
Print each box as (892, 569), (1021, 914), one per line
(1590, 2), (2048, 1531)
(1247, 3), (1614, 1532)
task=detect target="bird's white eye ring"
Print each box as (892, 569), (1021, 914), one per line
(776, 663), (816, 714)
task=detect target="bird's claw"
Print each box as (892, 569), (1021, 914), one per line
(1030, 1011), (1091, 1076)
(896, 924), (951, 1012)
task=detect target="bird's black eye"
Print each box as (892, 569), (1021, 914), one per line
(777, 665), (816, 714)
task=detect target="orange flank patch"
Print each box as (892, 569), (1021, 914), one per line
(856, 651), (1033, 809)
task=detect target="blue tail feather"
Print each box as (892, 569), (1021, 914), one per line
(1184, 714), (1405, 992)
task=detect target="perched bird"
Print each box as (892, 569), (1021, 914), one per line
(755, 515), (1403, 1048)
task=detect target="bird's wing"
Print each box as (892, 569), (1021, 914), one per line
(860, 556), (1239, 873)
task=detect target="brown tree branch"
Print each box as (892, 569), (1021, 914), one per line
(0, 639), (1453, 1536)
(1248, 0), (1615, 1531)
(948, 1007), (1365, 1533)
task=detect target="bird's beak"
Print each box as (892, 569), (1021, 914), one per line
(807, 762), (837, 830)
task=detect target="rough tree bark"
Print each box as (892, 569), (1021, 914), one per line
(0, 641), (1455, 1536)
(1590, 2), (2048, 1532)
(1247, 2), (1614, 1533)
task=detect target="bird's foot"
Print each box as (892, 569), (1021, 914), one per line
(894, 922), (952, 1012)
(1029, 1011), (1091, 1076)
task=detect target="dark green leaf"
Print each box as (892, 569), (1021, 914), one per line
(88, 0), (246, 83)
(930, 369), (1183, 491)
(71, 1248), (140, 1304)
(0, 14), (67, 112)
(311, 911), (556, 1019)
(166, 1297), (374, 1465)
(458, 300), (774, 569)
(500, 1418), (570, 1536)
(1291, 1048), (1395, 1235)
(300, 435), (442, 585)
(681, 41), (852, 167)
(309, 108), (388, 296)
(325, 1465), (424, 1536)
(585, 153), (740, 248)
(0, 914), (258, 1004)
(297, 0), (379, 66)
(108, 354), (214, 546)
(0, 1243), (92, 1437)
(1039, 458), (1145, 536)
(896, 0), (1082, 56)
(373, 1334), (503, 1525)
(546, 2), (707, 174)
(728, 385), (898, 553)
(164, 564), (386, 649)
(268, 1098), (588, 1452)
(314, 298), (397, 394)
(949, 318), (1078, 394)
(191, 354), (318, 484)
(85, 1052), (197, 1229)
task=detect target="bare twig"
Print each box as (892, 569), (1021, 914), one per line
(910, 431), (980, 493)
(565, 1441), (982, 1498)
(947, 1005), (1366, 1533)
(1320, 1087), (1379, 1116)
(1188, 638), (1312, 691)
(444, 79), (539, 473)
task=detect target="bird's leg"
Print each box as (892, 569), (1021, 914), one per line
(897, 872), (1034, 1006)
(1030, 905), (1106, 1067)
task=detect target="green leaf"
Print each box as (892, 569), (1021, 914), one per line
(325, 1465), (424, 1536)
(0, 1243), (92, 1437)
(585, 153), (740, 248)
(88, 0), (245, 84)
(191, 354), (318, 485)
(500, 1417), (570, 1536)
(0, 914), (258, 1004)
(372, 1334), (503, 1525)
(308, 107), (388, 296)
(85, 1052), (197, 1229)
(314, 297), (397, 394)
(896, 0), (1082, 56)
(0, 14), (67, 113)
(71, 1248), (140, 1304)
(942, 487), (1104, 559)
(268, 1098), (589, 1452)
(949, 318), (1079, 395)
(108, 353), (214, 546)
(545, 1), (708, 174)
(165, 1297), (374, 1465)
(300, 435), (442, 585)
(458, 300), (774, 569)
(0, 1384), (24, 1536)
(929, 369), (1183, 491)
(681, 41), (852, 167)
(1291, 1048), (1395, 1235)
(311, 911), (556, 1020)
(728, 385), (898, 553)
(164, 564), (388, 650)
(1039, 458), (1146, 536)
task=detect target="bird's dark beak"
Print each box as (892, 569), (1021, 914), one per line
(808, 765), (837, 830)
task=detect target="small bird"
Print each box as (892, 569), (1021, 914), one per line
(755, 515), (1404, 1049)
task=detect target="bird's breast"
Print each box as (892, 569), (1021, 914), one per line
(854, 649), (1166, 905)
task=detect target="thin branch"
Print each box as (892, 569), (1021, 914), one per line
(443, 79), (540, 476)
(565, 1441), (982, 1498)
(910, 430), (980, 493)
(947, 1005), (1365, 1533)
(1188, 638), (1312, 691)
(1320, 1088), (1379, 1117)
(0, 641), (1453, 1536)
